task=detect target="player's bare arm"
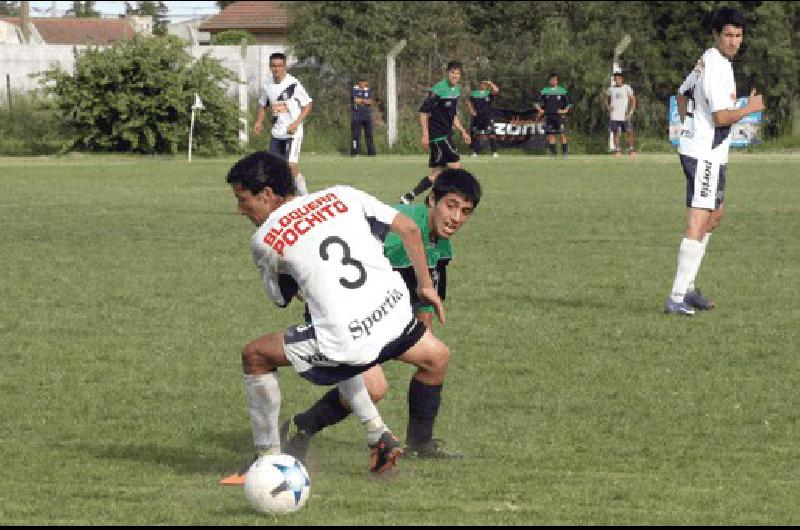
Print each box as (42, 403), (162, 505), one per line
(453, 114), (470, 145)
(254, 106), (267, 135)
(712, 90), (764, 127)
(390, 213), (445, 325)
(419, 112), (430, 150)
(288, 101), (313, 135)
(677, 93), (687, 122)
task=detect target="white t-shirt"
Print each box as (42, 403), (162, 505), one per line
(678, 47), (737, 164)
(251, 186), (413, 365)
(606, 84), (634, 121)
(258, 73), (313, 139)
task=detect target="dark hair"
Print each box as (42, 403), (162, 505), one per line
(446, 60), (463, 72)
(548, 72), (559, 79)
(613, 71), (624, 77)
(710, 7), (746, 33)
(226, 151), (296, 197)
(269, 52), (287, 64)
(431, 168), (482, 208)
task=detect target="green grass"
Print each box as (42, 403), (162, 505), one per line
(1, 151), (799, 524)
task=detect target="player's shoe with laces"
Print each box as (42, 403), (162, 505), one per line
(280, 418), (312, 464)
(664, 298), (696, 316)
(406, 439), (464, 459)
(369, 431), (404, 473)
(400, 192), (415, 205)
(219, 454), (259, 485)
(685, 289), (715, 311)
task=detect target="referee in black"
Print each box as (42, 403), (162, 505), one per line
(351, 77), (376, 156)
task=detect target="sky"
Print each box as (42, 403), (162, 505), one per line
(28, 1), (221, 23)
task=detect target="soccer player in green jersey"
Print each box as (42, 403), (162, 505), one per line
(282, 168), (482, 460)
(535, 72), (573, 158)
(400, 61), (471, 204)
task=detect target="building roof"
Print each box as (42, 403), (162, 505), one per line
(199, 1), (290, 32)
(0, 17), (137, 44)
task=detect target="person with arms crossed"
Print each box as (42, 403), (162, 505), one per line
(535, 72), (573, 158)
(351, 77), (376, 156)
(280, 168), (482, 462)
(604, 71), (637, 158)
(467, 80), (500, 158)
(253, 53), (313, 195)
(219, 152), (451, 484)
(400, 61), (471, 204)
(664, 7), (765, 316)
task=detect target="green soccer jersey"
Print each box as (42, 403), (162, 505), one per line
(536, 85), (573, 115)
(418, 79), (461, 141)
(384, 204), (453, 269)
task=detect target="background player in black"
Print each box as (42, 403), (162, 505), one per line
(535, 72), (573, 158)
(350, 77), (375, 156)
(400, 61), (471, 204)
(467, 80), (500, 158)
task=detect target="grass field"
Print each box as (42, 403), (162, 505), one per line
(1, 152), (799, 525)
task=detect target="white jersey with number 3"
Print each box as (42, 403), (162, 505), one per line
(251, 186), (412, 364)
(678, 47), (737, 164)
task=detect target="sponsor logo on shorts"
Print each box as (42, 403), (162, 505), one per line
(348, 289), (406, 340)
(701, 160), (712, 198)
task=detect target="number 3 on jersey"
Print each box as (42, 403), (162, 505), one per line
(319, 236), (367, 289)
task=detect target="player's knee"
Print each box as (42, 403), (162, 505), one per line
(241, 341), (268, 373)
(429, 342), (450, 375)
(367, 379), (388, 402)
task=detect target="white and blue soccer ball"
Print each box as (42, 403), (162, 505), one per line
(244, 454), (311, 514)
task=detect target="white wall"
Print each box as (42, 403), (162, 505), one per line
(0, 43), (288, 99)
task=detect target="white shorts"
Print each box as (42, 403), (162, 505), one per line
(282, 319), (425, 386)
(269, 136), (303, 164)
(680, 154), (727, 210)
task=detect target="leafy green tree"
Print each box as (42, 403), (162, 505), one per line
(124, 1), (170, 36)
(216, 1), (236, 9)
(40, 35), (242, 155)
(65, 1), (100, 18)
(0, 1), (20, 16)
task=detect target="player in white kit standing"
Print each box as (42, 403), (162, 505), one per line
(254, 52), (312, 195)
(664, 7), (765, 315)
(220, 152), (451, 484)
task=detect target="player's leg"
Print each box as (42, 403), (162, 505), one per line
(625, 122), (636, 157)
(560, 128), (569, 158)
(287, 138), (307, 195)
(220, 331), (290, 485)
(364, 119), (376, 156)
(351, 118), (361, 156)
(489, 132), (499, 157)
(401, 141), (447, 204)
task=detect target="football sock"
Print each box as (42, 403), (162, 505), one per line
(670, 237), (705, 303)
(489, 138), (498, 153)
(293, 388), (350, 435)
(337, 375), (387, 445)
(687, 233), (711, 292)
(562, 143), (569, 155)
(548, 144), (557, 156)
(245, 371), (282, 454)
(294, 173), (308, 196)
(411, 176), (433, 197)
(406, 378), (442, 447)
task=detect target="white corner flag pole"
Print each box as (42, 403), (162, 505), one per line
(188, 93), (205, 163)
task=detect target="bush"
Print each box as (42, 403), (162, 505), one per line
(211, 29), (258, 46)
(0, 93), (75, 155)
(39, 35), (243, 155)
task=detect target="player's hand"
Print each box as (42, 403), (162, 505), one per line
(747, 90), (765, 113)
(253, 120), (263, 135)
(462, 130), (471, 145)
(417, 286), (445, 325)
(287, 121), (299, 135)
(421, 134), (430, 151)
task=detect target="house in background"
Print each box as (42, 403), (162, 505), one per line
(199, 1), (289, 45)
(0, 16), (151, 45)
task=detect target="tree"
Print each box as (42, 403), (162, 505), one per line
(65, 1), (100, 18)
(0, 1), (20, 16)
(216, 1), (236, 10)
(40, 35), (242, 155)
(124, 1), (170, 36)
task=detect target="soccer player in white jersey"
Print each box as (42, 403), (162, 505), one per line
(604, 71), (637, 158)
(219, 152), (451, 483)
(664, 7), (765, 316)
(253, 53), (313, 195)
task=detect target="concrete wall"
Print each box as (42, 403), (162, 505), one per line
(0, 43), (289, 100)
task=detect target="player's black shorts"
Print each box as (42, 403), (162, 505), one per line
(471, 116), (495, 136)
(429, 138), (460, 168)
(610, 120), (632, 133)
(544, 114), (565, 135)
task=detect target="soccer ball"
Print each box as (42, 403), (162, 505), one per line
(244, 454), (311, 514)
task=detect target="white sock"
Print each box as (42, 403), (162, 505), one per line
(687, 233), (711, 292)
(670, 238), (705, 303)
(244, 372), (281, 454)
(337, 375), (388, 445)
(294, 173), (308, 196)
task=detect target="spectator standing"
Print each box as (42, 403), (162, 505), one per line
(467, 80), (500, 158)
(351, 77), (376, 156)
(604, 71), (637, 158)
